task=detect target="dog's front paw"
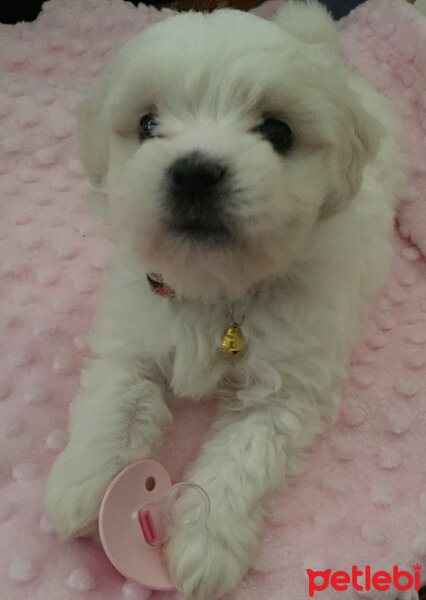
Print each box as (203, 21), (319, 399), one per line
(165, 506), (258, 600)
(45, 446), (120, 539)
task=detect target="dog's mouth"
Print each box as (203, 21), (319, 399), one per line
(168, 216), (232, 243)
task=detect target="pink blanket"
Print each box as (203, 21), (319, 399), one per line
(0, 1), (425, 599)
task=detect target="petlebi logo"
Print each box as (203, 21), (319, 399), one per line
(307, 564), (422, 597)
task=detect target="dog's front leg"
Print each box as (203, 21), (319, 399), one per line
(45, 356), (171, 539)
(166, 394), (324, 600)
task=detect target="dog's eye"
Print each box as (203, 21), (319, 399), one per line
(139, 113), (157, 141)
(256, 118), (292, 154)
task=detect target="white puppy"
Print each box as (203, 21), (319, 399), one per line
(45, 2), (405, 598)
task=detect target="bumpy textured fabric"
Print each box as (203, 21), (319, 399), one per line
(0, 1), (425, 599)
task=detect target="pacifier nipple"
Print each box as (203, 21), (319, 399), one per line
(138, 482), (210, 547)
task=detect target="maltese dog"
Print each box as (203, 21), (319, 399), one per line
(45, 1), (405, 598)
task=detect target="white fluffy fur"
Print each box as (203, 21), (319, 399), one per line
(45, 3), (406, 599)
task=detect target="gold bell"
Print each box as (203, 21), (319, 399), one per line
(221, 323), (245, 355)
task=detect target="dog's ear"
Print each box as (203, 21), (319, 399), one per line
(275, 0), (339, 53)
(74, 33), (146, 187)
(74, 80), (110, 188)
(276, 1), (383, 217)
(321, 91), (383, 218)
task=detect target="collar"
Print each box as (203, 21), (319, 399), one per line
(146, 271), (249, 354)
(146, 272), (176, 299)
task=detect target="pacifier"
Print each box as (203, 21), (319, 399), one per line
(99, 460), (210, 590)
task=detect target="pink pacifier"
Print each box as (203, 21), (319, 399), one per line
(99, 460), (210, 590)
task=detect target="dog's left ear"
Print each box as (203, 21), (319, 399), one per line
(322, 92), (383, 217)
(276, 0), (383, 217)
(275, 0), (339, 53)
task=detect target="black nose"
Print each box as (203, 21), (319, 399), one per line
(169, 153), (226, 202)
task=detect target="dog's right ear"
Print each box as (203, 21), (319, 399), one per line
(74, 80), (110, 188)
(74, 33), (146, 187)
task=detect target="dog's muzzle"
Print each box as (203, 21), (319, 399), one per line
(165, 151), (231, 241)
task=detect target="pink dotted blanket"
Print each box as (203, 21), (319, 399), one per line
(0, 1), (425, 599)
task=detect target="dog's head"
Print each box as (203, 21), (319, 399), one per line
(76, 1), (381, 301)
